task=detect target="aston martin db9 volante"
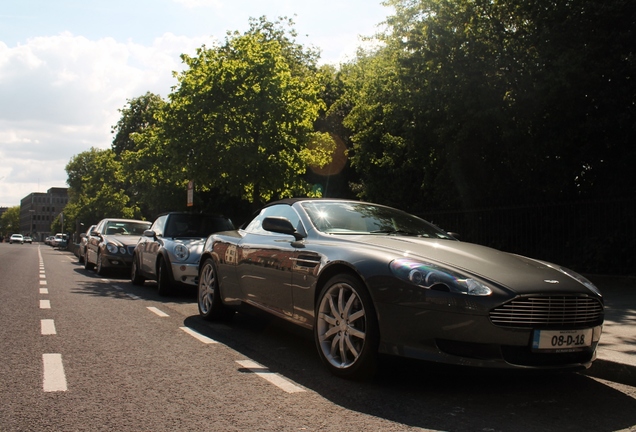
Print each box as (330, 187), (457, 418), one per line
(197, 199), (604, 379)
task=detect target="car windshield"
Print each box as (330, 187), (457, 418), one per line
(301, 201), (455, 239)
(164, 214), (233, 238)
(105, 221), (151, 235)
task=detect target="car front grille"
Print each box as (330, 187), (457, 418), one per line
(489, 296), (603, 328)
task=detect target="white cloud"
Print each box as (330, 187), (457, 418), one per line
(172, 0), (223, 9)
(0, 32), (215, 207)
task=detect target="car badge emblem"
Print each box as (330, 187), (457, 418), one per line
(544, 280), (560, 284)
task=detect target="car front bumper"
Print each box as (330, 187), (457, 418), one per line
(170, 262), (199, 286)
(373, 286), (603, 371)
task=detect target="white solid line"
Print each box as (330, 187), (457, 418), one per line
(40, 288), (48, 294)
(41, 319), (57, 335)
(40, 300), (51, 309)
(180, 327), (218, 344)
(236, 360), (305, 393)
(147, 307), (169, 317)
(42, 353), (68, 392)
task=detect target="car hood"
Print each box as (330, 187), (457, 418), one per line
(105, 235), (142, 247)
(351, 235), (600, 296)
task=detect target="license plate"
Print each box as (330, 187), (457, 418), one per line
(532, 328), (593, 352)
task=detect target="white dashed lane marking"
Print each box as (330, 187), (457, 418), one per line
(41, 319), (57, 335)
(180, 327), (218, 344)
(147, 307), (169, 317)
(40, 288), (48, 294)
(42, 353), (68, 392)
(236, 360), (305, 393)
(40, 300), (51, 309)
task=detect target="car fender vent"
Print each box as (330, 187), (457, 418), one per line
(489, 296), (603, 328)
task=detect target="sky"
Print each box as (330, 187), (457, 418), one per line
(0, 0), (391, 207)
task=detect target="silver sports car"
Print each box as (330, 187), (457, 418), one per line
(197, 198), (604, 379)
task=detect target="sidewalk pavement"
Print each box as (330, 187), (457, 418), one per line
(582, 275), (636, 387)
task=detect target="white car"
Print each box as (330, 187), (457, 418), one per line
(9, 234), (24, 244)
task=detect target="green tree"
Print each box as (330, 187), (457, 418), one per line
(112, 93), (191, 218)
(163, 16), (334, 207)
(111, 92), (166, 156)
(64, 147), (144, 227)
(0, 206), (20, 237)
(345, 0), (635, 210)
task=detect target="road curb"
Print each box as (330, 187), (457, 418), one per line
(582, 358), (636, 387)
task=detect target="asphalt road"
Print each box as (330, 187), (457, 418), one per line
(1, 242), (635, 432)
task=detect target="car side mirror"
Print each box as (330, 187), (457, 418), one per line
(447, 232), (460, 239)
(262, 217), (305, 241)
(143, 229), (156, 238)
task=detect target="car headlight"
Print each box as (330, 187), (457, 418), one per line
(106, 243), (119, 254)
(390, 258), (492, 296)
(174, 244), (189, 261)
(555, 266), (602, 297)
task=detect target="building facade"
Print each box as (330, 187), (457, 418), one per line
(20, 188), (69, 242)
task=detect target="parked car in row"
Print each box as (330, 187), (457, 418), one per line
(9, 234), (24, 244)
(77, 225), (96, 264)
(197, 198), (604, 379)
(52, 233), (68, 249)
(131, 212), (234, 295)
(85, 218), (151, 275)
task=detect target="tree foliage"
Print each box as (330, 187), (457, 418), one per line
(345, 0), (635, 211)
(64, 147), (144, 227)
(0, 206), (21, 236)
(162, 16), (333, 207)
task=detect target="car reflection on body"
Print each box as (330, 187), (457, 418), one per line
(131, 212), (234, 295)
(85, 218), (151, 275)
(197, 198), (604, 379)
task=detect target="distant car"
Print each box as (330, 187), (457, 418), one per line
(77, 225), (96, 264)
(9, 234), (24, 244)
(52, 233), (68, 249)
(197, 198), (604, 379)
(85, 218), (151, 275)
(131, 212), (234, 295)
(45, 236), (55, 246)
(24, 236), (33, 244)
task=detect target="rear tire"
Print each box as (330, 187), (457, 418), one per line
(198, 258), (233, 321)
(131, 256), (145, 286)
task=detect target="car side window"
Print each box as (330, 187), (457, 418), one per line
(243, 204), (301, 235)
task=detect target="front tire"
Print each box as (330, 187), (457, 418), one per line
(84, 251), (95, 271)
(314, 274), (379, 380)
(198, 258), (233, 321)
(95, 252), (107, 276)
(157, 259), (172, 296)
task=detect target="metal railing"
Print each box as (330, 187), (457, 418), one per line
(423, 198), (636, 276)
